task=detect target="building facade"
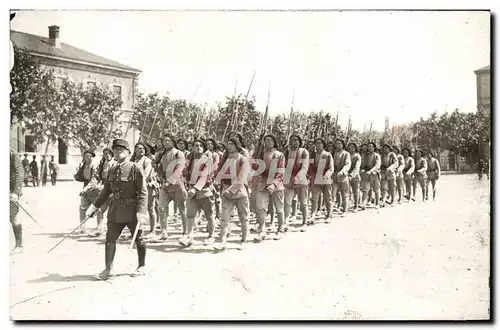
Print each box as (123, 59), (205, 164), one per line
(474, 65), (491, 160)
(10, 25), (141, 165)
(474, 65), (490, 114)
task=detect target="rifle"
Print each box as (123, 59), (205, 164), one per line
(237, 70), (257, 133)
(221, 77), (238, 141)
(285, 88), (295, 141)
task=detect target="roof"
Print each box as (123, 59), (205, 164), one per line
(10, 29), (141, 73)
(474, 65), (490, 74)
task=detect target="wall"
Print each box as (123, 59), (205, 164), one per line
(476, 71), (490, 113)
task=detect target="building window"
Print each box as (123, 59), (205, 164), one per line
(25, 135), (36, 152)
(113, 85), (122, 97)
(87, 81), (96, 89)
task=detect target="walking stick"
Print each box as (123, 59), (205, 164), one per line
(17, 203), (44, 229)
(46, 215), (94, 254)
(129, 221), (141, 249)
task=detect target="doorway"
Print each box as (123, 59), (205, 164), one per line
(58, 137), (68, 164)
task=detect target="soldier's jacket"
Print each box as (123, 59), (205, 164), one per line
(427, 157), (441, 174)
(380, 152), (398, 172)
(252, 148), (285, 191)
(10, 151), (23, 196)
(414, 157), (428, 178)
(333, 150), (351, 175)
(395, 154), (405, 176)
(284, 147), (309, 187)
(183, 150), (214, 199)
(216, 152), (250, 199)
(403, 156), (415, 176)
(93, 160), (148, 224)
(308, 150), (334, 185)
(348, 152), (362, 178)
(361, 152), (381, 174)
(158, 147), (186, 192)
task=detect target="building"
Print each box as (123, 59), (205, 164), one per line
(474, 65), (491, 161)
(10, 25), (141, 165)
(474, 65), (490, 114)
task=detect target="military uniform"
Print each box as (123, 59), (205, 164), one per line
(360, 151), (381, 208)
(426, 156), (441, 200)
(253, 135), (286, 242)
(49, 158), (58, 186)
(332, 149), (351, 216)
(308, 147), (334, 221)
(413, 156), (428, 201)
(348, 151), (362, 210)
(380, 149), (398, 206)
(89, 139), (148, 280)
(394, 153), (405, 202)
(403, 155), (415, 200)
(21, 156), (30, 187)
(10, 150), (24, 253)
(283, 143), (309, 228)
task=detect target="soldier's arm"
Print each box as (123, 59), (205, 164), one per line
(143, 157), (153, 180)
(351, 154), (361, 177)
(166, 151), (186, 185)
(134, 164), (148, 215)
(388, 153), (398, 171)
(369, 154), (381, 172)
(436, 159), (441, 177)
(324, 154), (334, 178)
(420, 159), (428, 173)
(193, 156), (213, 191)
(407, 158), (415, 175)
(11, 152), (24, 197)
(340, 152), (351, 175)
(397, 156), (405, 172)
(93, 181), (112, 209)
(271, 152), (286, 186)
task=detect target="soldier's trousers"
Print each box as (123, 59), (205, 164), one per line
(80, 195), (104, 230)
(158, 188), (186, 233)
(186, 197), (214, 237)
(311, 184), (332, 217)
(10, 201), (22, 247)
(51, 173), (57, 186)
(220, 196), (249, 241)
(284, 185), (308, 223)
(255, 189), (284, 232)
(105, 220), (145, 268)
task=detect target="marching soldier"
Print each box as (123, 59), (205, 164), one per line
(49, 155), (58, 186)
(30, 155), (39, 187)
(179, 138), (215, 247)
(21, 154), (30, 187)
(253, 134), (286, 242)
(347, 142), (361, 212)
(76, 150), (97, 234)
(308, 138), (334, 223)
(157, 134), (187, 240)
(10, 150), (24, 253)
(360, 142), (381, 209)
(131, 142), (158, 237)
(206, 138), (222, 221)
(331, 138), (351, 217)
(228, 132), (250, 157)
(392, 146), (406, 203)
(425, 151), (441, 201)
(402, 148), (415, 201)
(283, 134), (309, 231)
(213, 138), (251, 251)
(86, 139), (148, 280)
(380, 144), (398, 207)
(412, 150), (428, 202)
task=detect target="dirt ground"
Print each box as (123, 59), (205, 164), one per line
(9, 174), (490, 320)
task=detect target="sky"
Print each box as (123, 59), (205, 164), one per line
(10, 10), (490, 131)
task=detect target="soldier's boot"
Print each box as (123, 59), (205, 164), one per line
(11, 224), (23, 254)
(94, 242), (115, 280)
(130, 240), (146, 277)
(214, 227), (228, 252)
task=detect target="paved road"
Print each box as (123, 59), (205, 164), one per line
(9, 175), (490, 320)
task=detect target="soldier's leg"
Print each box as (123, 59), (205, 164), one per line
(235, 197), (250, 243)
(329, 182), (339, 221)
(254, 190), (271, 241)
(404, 176), (412, 200)
(147, 189), (157, 234)
(388, 176), (396, 204)
(214, 197), (234, 251)
(214, 185), (221, 220)
(181, 198), (199, 246)
(291, 197), (297, 217)
(200, 197), (215, 244)
(372, 174), (381, 207)
(340, 181), (349, 216)
(396, 177), (403, 202)
(380, 175), (388, 207)
(126, 220), (146, 276)
(323, 184), (333, 218)
(297, 185), (308, 226)
(351, 177), (360, 210)
(284, 188), (295, 225)
(79, 195), (91, 233)
(173, 200), (178, 216)
(24, 172), (29, 187)
(420, 176), (427, 201)
(272, 190), (285, 237)
(176, 191), (187, 235)
(360, 176), (371, 208)
(310, 185), (321, 222)
(10, 201), (23, 252)
(425, 177), (430, 200)
(157, 188), (169, 235)
(430, 178), (437, 200)
(94, 221), (126, 280)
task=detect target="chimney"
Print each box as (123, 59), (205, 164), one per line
(48, 25), (61, 48)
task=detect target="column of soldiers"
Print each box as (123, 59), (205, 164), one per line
(68, 132), (442, 279)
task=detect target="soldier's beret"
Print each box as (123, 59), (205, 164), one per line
(314, 138), (327, 147)
(112, 138), (130, 151)
(84, 150), (96, 157)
